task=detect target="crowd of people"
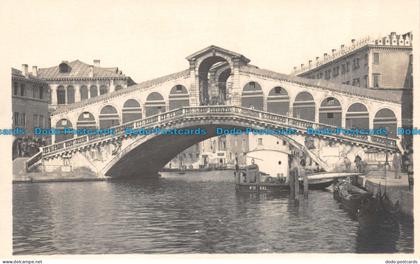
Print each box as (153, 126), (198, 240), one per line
(13, 137), (48, 159)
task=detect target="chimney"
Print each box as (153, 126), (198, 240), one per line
(300, 64), (304, 69)
(93, 59), (100, 67)
(391, 32), (396, 36)
(32, 66), (38, 77)
(324, 53), (328, 58)
(293, 66), (297, 71)
(332, 49), (336, 54)
(89, 65), (94, 77)
(22, 64), (28, 76)
(351, 39), (356, 44)
(341, 44), (345, 49)
(308, 60), (312, 66)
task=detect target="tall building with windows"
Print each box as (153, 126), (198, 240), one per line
(12, 66), (50, 158)
(292, 32), (413, 90)
(36, 60), (135, 111)
(291, 31), (413, 149)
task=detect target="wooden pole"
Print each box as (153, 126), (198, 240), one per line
(294, 172), (300, 201)
(303, 174), (308, 199)
(289, 169), (295, 199)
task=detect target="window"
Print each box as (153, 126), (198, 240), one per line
(352, 78), (360, 87)
(176, 85), (183, 92)
(57, 87), (66, 104)
(364, 75), (368, 88)
(33, 114), (38, 128)
(59, 63), (70, 73)
(13, 112), (19, 126)
(346, 61), (350, 72)
(409, 54), (413, 65)
(325, 69), (331, 80)
(13, 82), (18, 96)
(258, 138), (263, 145)
(327, 97), (335, 105)
(20, 113), (26, 127)
(373, 53), (380, 64)
(99, 85), (108, 95)
(333, 66), (339, 77)
(364, 53), (368, 66)
(249, 82), (256, 89)
(327, 113), (334, 119)
(33, 85), (39, 99)
(20, 84), (25, 96)
(353, 58), (360, 69)
(275, 87), (282, 94)
(373, 74), (380, 88)
(341, 64), (346, 74)
(39, 115), (44, 128)
(39, 87), (44, 99)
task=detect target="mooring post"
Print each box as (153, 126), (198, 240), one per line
(289, 170), (295, 199)
(294, 172), (300, 201)
(303, 173), (308, 199)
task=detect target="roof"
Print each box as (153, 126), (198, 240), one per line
(241, 65), (403, 104)
(37, 60), (128, 79)
(52, 69), (190, 115)
(186, 45), (251, 64)
(11, 68), (47, 83)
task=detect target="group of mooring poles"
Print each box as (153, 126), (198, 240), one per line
(289, 157), (309, 202)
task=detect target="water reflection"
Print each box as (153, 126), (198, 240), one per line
(13, 171), (413, 254)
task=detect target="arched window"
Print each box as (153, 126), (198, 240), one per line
(345, 103), (369, 130)
(293, 92), (315, 121)
(145, 92), (165, 117)
(57, 86), (66, 105)
(241, 81), (264, 110)
(267, 86), (289, 115)
(80, 86), (88, 100)
(90, 85), (98, 98)
(319, 97), (342, 127)
(67, 86), (75, 104)
(100, 85), (108, 95)
(115, 85), (123, 91)
(169, 85), (189, 110)
(122, 99), (142, 123)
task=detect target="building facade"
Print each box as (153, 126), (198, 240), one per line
(37, 59), (135, 111)
(12, 66), (50, 159)
(292, 32), (413, 90)
(166, 134), (249, 170)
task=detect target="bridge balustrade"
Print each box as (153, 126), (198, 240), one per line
(41, 106), (398, 158)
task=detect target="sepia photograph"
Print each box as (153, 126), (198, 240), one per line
(0, 0), (418, 262)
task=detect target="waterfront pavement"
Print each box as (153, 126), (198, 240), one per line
(357, 170), (413, 217)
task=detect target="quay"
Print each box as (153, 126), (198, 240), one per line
(357, 170), (413, 217)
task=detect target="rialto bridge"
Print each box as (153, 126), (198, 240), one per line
(27, 46), (404, 178)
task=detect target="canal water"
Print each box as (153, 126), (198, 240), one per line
(13, 171), (413, 254)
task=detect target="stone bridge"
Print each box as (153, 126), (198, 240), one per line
(27, 45), (403, 177)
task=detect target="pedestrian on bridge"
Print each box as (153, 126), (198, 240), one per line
(392, 152), (402, 179)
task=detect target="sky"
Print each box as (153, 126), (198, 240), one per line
(0, 0), (418, 83)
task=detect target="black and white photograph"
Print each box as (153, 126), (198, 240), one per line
(0, 0), (418, 262)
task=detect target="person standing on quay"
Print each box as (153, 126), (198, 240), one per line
(393, 152), (402, 179)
